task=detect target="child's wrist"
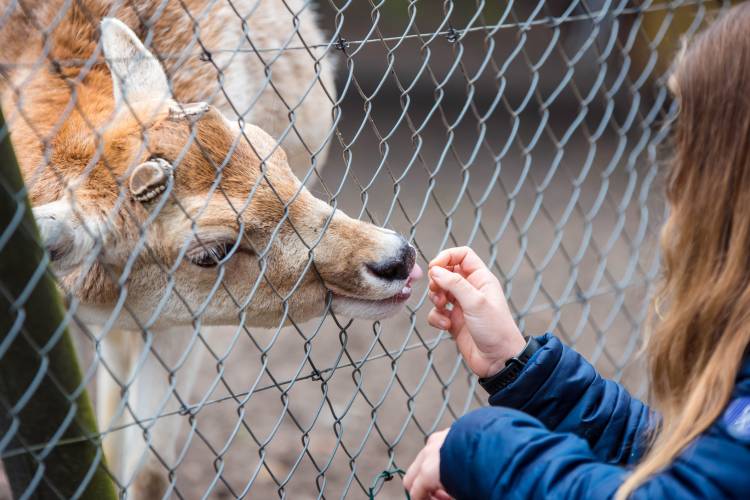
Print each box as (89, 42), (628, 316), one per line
(478, 335), (541, 394)
(483, 332), (527, 377)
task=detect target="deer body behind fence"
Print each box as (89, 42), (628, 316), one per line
(0, 1), (422, 496)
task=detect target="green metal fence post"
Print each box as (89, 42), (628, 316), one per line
(0, 108), (117, 499)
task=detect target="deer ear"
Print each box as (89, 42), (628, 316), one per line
(129, 158), (173, 203)
(100, 17), (171, 106)
(33, 200), (99, 275)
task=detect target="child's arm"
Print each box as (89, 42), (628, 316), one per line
(438, 404), (750, 500)
(487, 333), (653, 464)
(427, 247), (652, 464)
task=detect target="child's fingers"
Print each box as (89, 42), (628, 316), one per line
(431, 490), (452, 500)
(427, 308), (451, 331)
(429, 278), (459, 313)
(429, 247), (486, 275)
(429, 278), (456, 303)
(429, 267), (483, 311)
(403, 448), (425, 490)
(429, 267), (458, 289)
(447, 301), (465, 333)
(428, 290), (449, 309)
(409, 477), (430, 500)
(430, 248), (501, 293)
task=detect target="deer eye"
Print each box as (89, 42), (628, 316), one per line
(188, 242), (233, 268)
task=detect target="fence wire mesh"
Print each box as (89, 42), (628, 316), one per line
(0, 0), (730, 498)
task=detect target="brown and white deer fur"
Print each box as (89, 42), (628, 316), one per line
(0, 1), (421, 497)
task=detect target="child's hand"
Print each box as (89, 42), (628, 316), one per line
(428, 247), (525, 378)
(403, 428), (451, 500)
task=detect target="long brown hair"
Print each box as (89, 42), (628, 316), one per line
(617, 4), (750, 497)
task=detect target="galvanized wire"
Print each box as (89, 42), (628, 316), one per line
(0, 0), (728, 498)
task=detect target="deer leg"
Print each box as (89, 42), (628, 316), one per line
(96, 328), (139, 493)
(128, 326), (206, 499)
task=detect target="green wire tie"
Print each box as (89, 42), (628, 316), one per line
(368, 467), (411, 499)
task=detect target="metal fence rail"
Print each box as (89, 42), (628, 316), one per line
(0, 1), (726, 498)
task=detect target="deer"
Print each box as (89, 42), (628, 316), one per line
(0, 1), (422, 497)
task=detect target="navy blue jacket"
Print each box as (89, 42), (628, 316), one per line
(440, 334), (750, 499)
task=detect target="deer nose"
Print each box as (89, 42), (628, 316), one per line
(367, 241), (416, 281)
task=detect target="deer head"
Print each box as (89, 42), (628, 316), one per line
(33, 18), (422, 329)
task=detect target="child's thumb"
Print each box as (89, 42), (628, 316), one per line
(429, 267), (482, 310)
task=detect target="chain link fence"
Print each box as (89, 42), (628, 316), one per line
(0, 0), (729, 498)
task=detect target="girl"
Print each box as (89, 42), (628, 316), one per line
(403, 4), (750, 499)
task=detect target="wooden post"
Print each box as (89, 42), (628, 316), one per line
(0, 108), (117, 499)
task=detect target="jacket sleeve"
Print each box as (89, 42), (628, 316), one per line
(488, 333), (652, 464)
(439, 405), (750, 500)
